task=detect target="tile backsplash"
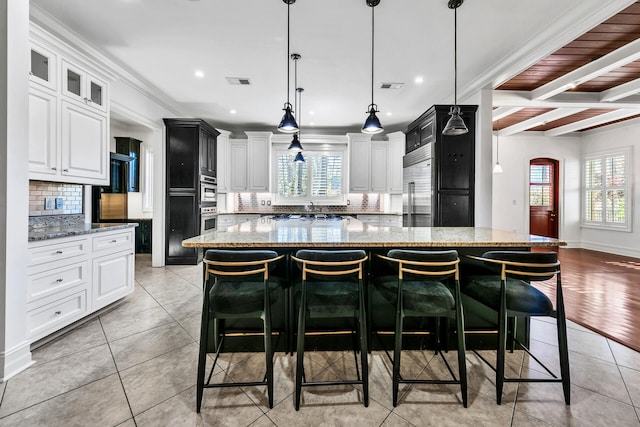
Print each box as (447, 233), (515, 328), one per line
(29, 181), (83, 216)
(234, 193), (381, 213)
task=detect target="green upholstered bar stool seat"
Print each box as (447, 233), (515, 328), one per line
(372, 249), (467, 407)
(462, 251), (570, 405)
(196, 249), (285, 412)
(291, 249), (369, 411)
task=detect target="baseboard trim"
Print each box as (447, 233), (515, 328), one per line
(580, 241), (640, 259)
(0, 340), (34, 382)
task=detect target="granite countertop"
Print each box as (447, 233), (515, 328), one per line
(29, 222), (138, 242)
(182, 217), (564, 248)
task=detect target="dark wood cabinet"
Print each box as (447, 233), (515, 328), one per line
(133, 219), (152, 253)
(406, 105), (477, 227)
(163, 118), (219, 265)
(115, 137), (141, 192)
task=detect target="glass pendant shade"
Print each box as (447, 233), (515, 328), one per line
(362, 104), (384, 134)
(278, 103), (298, 133)
(442, 105), (468, 136)
(493, 162), (503, 174)
(293, 151), (305, 163)
(493, 126), (503, 173)
(288, 133), (303, 152)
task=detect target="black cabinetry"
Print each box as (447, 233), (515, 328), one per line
(115, 137), (141, 192)
(406, 105), (477, 227)
(163, 118), (219, 265)
(133, 219), (152, 253)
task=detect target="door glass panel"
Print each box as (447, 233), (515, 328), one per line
(31, 50), (49, 82)
(90, 81), (103, 105)
(67, 69), (82, 96)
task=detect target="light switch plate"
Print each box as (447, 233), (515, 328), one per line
(44, 197), (54, 210)
(55, 197), (63, 209)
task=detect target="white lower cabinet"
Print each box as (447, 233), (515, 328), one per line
(357, 214), (402, 227)
(27, 228), (135, 343)
(92, 250), (134, 310)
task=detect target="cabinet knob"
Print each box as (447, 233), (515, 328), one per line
(56, 250), (63, 254)
(54, 311), (62, 316)
(111, 239), (117, 243)
(51, 167), (57, 171)
(56, 278), (63, 282)
(63, 169), (69, 172)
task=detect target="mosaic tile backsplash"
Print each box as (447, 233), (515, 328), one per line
(29, 181), (83, 216)
(234, 193), (382, 213)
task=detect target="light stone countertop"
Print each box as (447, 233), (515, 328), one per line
(182, 217), (564, 249)
(28, 223), (138, 242)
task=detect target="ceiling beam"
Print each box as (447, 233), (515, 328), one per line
(600, 78), (640, 102)
(492, 106), (524, 121)
(500, 108), (588, 136)
(544, 109), (640, 136)
(530, 38), (640, 100)
(493, 90), (640, 109)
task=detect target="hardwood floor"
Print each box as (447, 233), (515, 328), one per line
(536, 248), (640, 353)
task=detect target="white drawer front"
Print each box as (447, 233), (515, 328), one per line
(92, 230), (133, 254)
(28, 261), (88, 303)
(380, 216), (402, 227)
(357, 215), (380, 224)
(92, 251), (134, 309)
(28, 238), (88, 267)
(27, 289), (88, 341)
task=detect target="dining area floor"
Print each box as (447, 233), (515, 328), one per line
(0, 253), (639, 426)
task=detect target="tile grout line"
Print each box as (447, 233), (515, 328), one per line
(606, 338), (640, 423)
(98, 315), (139, 426)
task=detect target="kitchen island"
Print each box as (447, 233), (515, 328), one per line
(182, 216), (564, 351)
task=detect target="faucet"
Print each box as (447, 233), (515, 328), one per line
(309, 201), (315, 212)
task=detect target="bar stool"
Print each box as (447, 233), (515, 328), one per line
(462, 251), (570, 405)
(373, 249), (467, 407)
(196, 249), (285, 412)
(291, 249), (369, 411)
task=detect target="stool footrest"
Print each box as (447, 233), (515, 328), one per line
(204, 380), (268, 388)
(301, 380), (365, 387)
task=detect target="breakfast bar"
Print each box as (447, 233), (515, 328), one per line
(182, 216), (564, 351)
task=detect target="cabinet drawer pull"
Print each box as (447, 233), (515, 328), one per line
(110, 240), (117, 243)
(54, 311), (62, 316)
(51, 167), (57, 171)
(63, 169), (69, 172)
(56, 250), (63, 254)
(56, 278), (64, 283)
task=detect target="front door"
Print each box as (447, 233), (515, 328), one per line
(529, 158), (559, 238)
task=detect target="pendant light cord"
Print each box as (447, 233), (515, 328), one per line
(287, 2), (291, 106)
(371, 4), (375, 106)
(453, 7), (457, 106)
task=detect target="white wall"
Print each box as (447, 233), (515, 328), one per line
(492, 133), (582, 247)
(580, 122), (640, 257)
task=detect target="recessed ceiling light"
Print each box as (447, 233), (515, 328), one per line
(230, 109), (237, 114)
(415, 76), (424, 84)
(194, 70), (204, 78)
(309, 122), (315, 126)
(386, 112), (392, 116)
(226, 77), (251, 85)
(309, 111), (315, 115)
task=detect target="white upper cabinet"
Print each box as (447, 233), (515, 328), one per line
(348, 133), (372, 192)
(370, 141), (389, 192)
(28, 26), (111, 185)
(229, 140), (248, 191)
(62, 60), (108, 113)
(29, 41), (57, 92)
(387, 131), (405, 195)
(216, 130), (230, 193)
(246, 132), (271, 192)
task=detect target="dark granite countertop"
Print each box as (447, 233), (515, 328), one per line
(28, 223), (138, 242)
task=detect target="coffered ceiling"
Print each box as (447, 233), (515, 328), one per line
(29, 0), (639, 136)
(493, 1), (640, 135)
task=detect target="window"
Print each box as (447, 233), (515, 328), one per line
(582, 147), (632, 231)
(530, 164), (553, 207)
(273, 144), (347, 205)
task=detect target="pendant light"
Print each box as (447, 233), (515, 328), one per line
(493, 121), (503, 174)
(361, 0), (383, 135)
(293, 87), (305, 163)
(288, 54), (304, 153)
(442, 0), (468, 136)
(277, 0), (299, 133)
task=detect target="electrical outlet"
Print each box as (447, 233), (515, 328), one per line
(44, 197), (54, 210)
(55, 197), (63, 209)
(261, 200), (265, 205)
(267, 200), (271, 206)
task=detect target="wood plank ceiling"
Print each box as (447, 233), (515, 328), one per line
(493, 1), (640, 135)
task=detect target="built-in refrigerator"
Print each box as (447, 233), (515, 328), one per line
(402, 143), (432, 227)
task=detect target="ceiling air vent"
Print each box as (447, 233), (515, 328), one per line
(380, 82), (404, 89)
(226, 77), (251, 85)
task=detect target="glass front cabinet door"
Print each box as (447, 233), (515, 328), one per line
(29, 42), (57, 91)
(61, 60), (108, 112)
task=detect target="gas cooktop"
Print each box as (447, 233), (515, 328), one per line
(272, 213), (344, 221)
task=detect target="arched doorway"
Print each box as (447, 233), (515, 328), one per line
(529, 158), (559, 238)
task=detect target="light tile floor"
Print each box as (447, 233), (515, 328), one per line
(1, 254), (639, 426)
